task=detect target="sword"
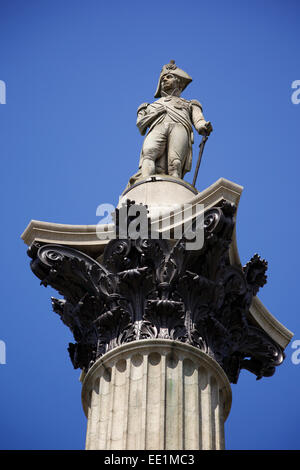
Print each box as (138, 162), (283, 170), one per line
(192, 133), (208, 188)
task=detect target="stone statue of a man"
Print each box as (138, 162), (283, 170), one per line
(128, 60), (212, 186)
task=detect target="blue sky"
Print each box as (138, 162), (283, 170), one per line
(0, 0), (299, 450)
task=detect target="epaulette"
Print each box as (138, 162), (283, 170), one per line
(190, 99), (203, 110)
(137, 102), (149, 114)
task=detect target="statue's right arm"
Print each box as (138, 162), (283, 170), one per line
(136, 102), (165, 136)
(136, 103), (150, 135)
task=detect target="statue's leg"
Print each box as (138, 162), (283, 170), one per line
(155, 154), (167, 174)
(141, 158), (155, 177)
(167, 124), (189, 178)
(141, 124), (167, 177)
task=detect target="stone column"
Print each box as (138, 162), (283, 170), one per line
(24, 182), (291, 451)
(81, 340), (232, 450)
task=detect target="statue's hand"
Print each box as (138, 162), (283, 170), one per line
(198, 121), (213, 136)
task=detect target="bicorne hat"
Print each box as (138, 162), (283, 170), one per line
(154, 60), (192, 98)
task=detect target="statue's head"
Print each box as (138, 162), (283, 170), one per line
(154, 60), (192, 98)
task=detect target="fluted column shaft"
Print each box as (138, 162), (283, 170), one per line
(81, 340), (232, 450)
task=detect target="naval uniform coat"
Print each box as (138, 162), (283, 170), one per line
(136, 93), (206, 176)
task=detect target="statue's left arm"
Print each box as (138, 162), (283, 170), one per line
(190, 100), (213, 136)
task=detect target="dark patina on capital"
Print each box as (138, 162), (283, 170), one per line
(27, 200), (284, 384)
